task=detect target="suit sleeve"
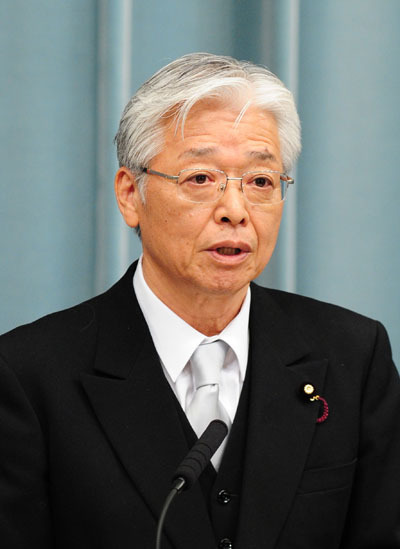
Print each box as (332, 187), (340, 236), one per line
(341, 321), (400, 547)
(0, 354), (54, 547)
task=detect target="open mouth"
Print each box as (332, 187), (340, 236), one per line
(216, 247), (242, 256)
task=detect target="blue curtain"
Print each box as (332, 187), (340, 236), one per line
(1, 0), (399, 366)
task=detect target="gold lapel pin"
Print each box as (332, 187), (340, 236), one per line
(302, 383), (329, 423)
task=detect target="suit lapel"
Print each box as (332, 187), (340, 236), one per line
(236, 284), (328, 548)
(80, 264), (215, 549)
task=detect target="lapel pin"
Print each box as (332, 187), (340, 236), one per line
(301, 383), (329, 423)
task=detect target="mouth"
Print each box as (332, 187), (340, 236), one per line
(206, 242), (251, 264)
(216, 247), (242, 256)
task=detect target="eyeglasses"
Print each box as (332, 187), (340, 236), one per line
(141, 167), (294, 205)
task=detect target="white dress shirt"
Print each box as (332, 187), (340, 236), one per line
(133, 256), (250, 423)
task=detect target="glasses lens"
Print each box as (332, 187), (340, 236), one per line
(177, 169), (224, 203)
(242, 172), (288, 204)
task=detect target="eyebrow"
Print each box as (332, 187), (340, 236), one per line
(178, 147), (217, 159)
(246, 150), (277, 163)
(178, 147), (277, 163)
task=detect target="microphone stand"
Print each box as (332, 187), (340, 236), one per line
(155, 420), (228, 549)
(155, 477), (185, 549)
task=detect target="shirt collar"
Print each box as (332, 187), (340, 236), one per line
(133, 256), (250, 382)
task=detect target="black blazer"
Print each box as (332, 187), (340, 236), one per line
(1, 262), (399, 548)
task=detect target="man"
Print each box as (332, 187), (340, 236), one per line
(1, 53), (399, 548)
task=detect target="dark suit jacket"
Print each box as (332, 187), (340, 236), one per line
(1, 262), (400, 548)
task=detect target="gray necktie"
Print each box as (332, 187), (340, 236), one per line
(186, 340), (231, 469)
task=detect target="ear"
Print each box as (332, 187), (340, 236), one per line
(114, 167), (141, 228)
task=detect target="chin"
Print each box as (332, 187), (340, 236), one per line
(200, 276), (252, 297)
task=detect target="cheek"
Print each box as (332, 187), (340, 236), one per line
(173, 207), (211, 238)
(254, 208), (283, 251)
(142, 198), (176, 233)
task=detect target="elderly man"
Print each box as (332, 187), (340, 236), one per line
(1, 53), (399, 548)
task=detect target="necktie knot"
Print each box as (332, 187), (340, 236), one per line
(190, 339), (228, 389)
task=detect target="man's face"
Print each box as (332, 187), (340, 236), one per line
(128, 101), (284, 303)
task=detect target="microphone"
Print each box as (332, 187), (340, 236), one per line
(172, 419), (228, 491)
(156, 420), (228, 549)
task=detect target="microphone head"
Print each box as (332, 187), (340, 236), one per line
(172, 420), (228, 490)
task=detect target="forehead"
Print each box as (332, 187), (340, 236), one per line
(158, 99), (282, 169)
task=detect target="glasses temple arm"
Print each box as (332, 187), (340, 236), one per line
(142, 167), (179, 181)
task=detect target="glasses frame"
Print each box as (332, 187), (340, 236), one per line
(141, 167), (294, 205)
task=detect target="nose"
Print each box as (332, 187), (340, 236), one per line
(213, 178), (249, 226)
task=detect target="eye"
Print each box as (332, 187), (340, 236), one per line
(193, 173), (208, 184)
(249, 174), (274, 188)
(182, 171), (215, 185)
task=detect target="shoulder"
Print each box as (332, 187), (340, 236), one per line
(251, 281), (379, 328)
(250, 282), (390, 363)
(0, 262), (139, 375)
(0, 299), (101, 394)
(0, 300), (94, 353)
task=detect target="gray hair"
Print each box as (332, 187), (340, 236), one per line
(115, 52), (301, 201)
